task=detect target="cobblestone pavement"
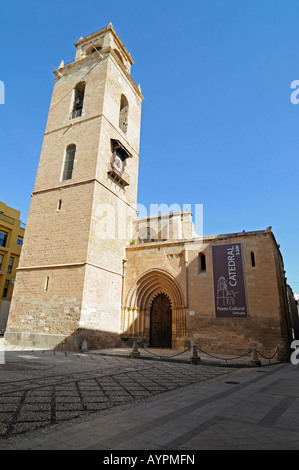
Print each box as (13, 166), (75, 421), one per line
(0, 345), (235, 446)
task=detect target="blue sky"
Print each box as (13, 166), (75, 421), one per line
(0, 0), (298, 292)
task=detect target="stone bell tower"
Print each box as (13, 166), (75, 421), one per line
(5, 24), (143, 350)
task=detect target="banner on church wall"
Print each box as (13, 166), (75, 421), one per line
(212, 243), (248, 318)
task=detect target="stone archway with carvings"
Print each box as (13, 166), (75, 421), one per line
(122, 269), (187, 349)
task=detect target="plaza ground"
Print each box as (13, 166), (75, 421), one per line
(0, 339), (298, 450)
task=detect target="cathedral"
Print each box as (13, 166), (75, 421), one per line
(5, 25), (295, 359)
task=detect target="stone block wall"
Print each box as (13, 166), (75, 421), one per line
(123, 229), (291, 358)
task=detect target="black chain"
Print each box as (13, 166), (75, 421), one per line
(195, 345), (252, 361)
(133, 343), (280, 364)
(137, 343), (192, 358)
(256, 348), (279, 360)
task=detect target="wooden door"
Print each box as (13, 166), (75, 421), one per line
(150, 294), (172, 348)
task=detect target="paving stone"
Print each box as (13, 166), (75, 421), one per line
(0, 343), (233, 446)
(2, 341), (299, 450)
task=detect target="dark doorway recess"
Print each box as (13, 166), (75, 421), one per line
(150, 293), (172, 348)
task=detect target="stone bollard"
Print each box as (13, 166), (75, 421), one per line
(189, 345), (200, 365)
(130, 341), (140, 358)
(249, 348), (261, 367)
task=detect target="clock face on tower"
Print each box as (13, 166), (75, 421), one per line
(112, 151), (124, 173)
(108, 140), (131, 186)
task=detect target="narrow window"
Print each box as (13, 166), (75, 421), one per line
(45, 276), (49, 292)
(7, 257), (14, 274)
(251, 252), (256, 267)
(0, 254), (3, 271)
(62, 144), (76, 181)
(17, 236), (23, 246)
(199, 253), (206, 274)
(71, 82), (85, 119)
(0, 230), (8, 248)
(2, 280), (9, 298)
(57, 200), (62, 211)
(119, 94), (129, 134)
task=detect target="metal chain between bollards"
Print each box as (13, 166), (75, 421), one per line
(136, 343), (192, 359)
(256, 347), (279, 361)
(131, 342), (281, 365)
(195, 345), (252, 362)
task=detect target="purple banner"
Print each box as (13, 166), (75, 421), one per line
(212, 243), (248, 318)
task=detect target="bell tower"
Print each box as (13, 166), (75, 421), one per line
(6, 24), (143, 350)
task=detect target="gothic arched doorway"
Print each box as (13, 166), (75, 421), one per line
(123, 268), (187, 350)
(150, 293), (172, 348)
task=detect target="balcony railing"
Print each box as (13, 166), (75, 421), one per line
(107, 165), (130, 187)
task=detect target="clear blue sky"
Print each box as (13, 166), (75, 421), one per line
(0, 0), (298, 292)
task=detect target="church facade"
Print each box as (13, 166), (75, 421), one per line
(5, 25), (294, 359)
